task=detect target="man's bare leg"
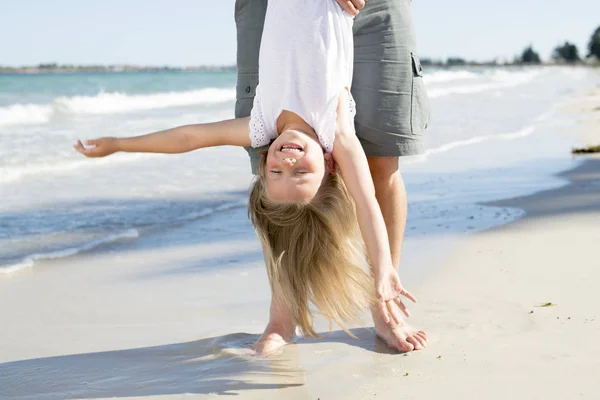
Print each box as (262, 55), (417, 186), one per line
(253, 291), (296, 355)
(368, 157), (428, 352)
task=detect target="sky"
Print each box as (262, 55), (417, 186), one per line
(1, 0), (598, 67)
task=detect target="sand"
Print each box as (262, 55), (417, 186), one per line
(1, 88), (599, 399)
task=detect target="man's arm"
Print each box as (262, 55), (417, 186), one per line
(75, 117), (251, 158)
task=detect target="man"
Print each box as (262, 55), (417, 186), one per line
(235, 0), (430, 354)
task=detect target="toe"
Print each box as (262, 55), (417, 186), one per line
(413, 332), (427, 348)
(406, 335), (423, 351)
(416, 331), (428, 342)
(394, 338), (414, 353)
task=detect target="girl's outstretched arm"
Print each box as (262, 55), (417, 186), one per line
(332, 90), (416, 325)
(74, 117), (251, 158)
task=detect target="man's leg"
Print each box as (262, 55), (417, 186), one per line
(368, 157), (407, 267)
(253, 290), (297, 354)
(234, 0), (270, 174)
(352, 0), (430, 352)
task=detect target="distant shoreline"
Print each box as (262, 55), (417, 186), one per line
(0, 65), (237, 75)
(1, 61), (596, 75)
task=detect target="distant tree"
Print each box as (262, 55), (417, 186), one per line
(552, 42), (580, 63)
(41, 63), (58, 69)
(421, 58), (444, 66)
(520, 46), (541, 64)
(446, 57), (466, 66)
(38, 63), (58, 69)
(588, 26), (600, 59)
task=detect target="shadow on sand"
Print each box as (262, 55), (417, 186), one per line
(0, 327), (398, 399)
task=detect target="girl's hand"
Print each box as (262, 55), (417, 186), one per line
(375, 267), (417, 325)
(335, 0), (367, 16)
(74, 138), (118, 158)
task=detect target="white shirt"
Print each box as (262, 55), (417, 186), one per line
(249, 0), (355, 153)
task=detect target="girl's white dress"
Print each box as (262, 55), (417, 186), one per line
(249, 0), (355, 153)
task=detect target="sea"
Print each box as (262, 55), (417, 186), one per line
(0, 66), (597, 274)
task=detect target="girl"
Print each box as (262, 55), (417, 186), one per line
(75, 0), (420, 352)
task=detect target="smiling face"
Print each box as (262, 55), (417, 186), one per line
(264, 129), (330, 203)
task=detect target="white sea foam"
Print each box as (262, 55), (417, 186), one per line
(0, 103), (54, 126)
(427, 69), (542, 98)
(215, 200), (248, 212)
(0, 87), (236, 128)
(401, 125), (538, 165)
(54, 88), (236, 114)
(172, 200), (248, 224)
(424, 70), (479, 84)
(0, 229), (139, 275)
(425, 126), (536, 155)
(0, 153), (153, 185)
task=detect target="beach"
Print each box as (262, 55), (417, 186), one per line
(1, 67), (599, 399)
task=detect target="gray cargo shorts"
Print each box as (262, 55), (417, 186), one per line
(234, 0), (430, 174)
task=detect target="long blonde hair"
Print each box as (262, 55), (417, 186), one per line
(248, 156), (374, 337)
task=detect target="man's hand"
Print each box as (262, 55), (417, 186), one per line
(74, 138), (118, 158)
(375, 267), (417, 325)
(335, 0), (367, 16)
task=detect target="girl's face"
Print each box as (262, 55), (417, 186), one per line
(265, 129), (332, 202)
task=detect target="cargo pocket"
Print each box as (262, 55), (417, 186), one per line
(410, 52), (431, 134)
(236, 76), (264, 175)
(235, 74), (258, 118)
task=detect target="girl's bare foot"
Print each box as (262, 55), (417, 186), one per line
(371, 307), (428, 352)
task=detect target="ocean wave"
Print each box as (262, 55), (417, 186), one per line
(0, 103), (54, 126)
(159, 199), (247, 226)
(0, 153), (152, 185)
(424, 126), (536, 156)
(424, 70), (480, 84)
(0, 199), (248, 275)
(427, 70), (542, 98)
(409, 107), (555, 162)
(0, 87), (236, 128)
(0, 229), (139, 275)
(401, 125), (539, 165)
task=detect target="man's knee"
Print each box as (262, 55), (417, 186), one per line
(367, 157), (399, 183)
